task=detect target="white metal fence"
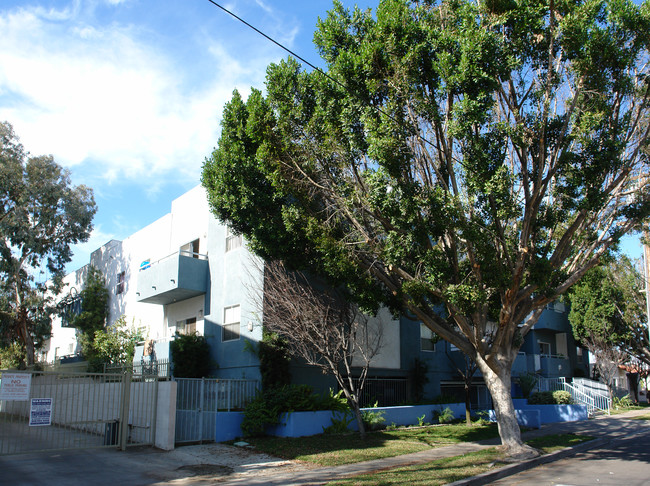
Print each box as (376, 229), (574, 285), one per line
(174, 378), (259, 444)
(0, 370), (158, 455)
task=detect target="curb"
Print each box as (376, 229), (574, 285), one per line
(446, 437), (609, 485)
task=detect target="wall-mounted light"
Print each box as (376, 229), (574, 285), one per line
(136, 292), (140, 296)
(247, 321), (253, 332)
(170, 279), (176, 284)
(152, 286), (156, 290)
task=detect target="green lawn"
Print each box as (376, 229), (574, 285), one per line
(611, 402), (650, 415)
(324, 434), (594, 486)
(241, 423), (500, 466)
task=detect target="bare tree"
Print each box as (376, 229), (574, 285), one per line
(445, 348), (479, 426)
(258, 260), (383, 438)
(583, 334), (628, 400)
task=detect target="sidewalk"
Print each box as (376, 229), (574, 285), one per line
(209, 408), (650, 486)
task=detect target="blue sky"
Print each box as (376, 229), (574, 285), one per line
(0, 0), (644, 275)
(0, 0), (381, 273)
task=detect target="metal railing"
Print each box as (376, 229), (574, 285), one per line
(563, 381), (611, 416)
(352, 378), (410, 408)
(138, 250), (208, 272)
(536, 376), (566, 392)
(174, 378), (259, 444)
(0, 370), (158, 455)
(104, 359), (171, 379)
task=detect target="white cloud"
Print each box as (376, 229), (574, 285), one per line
(0, 3), (273, 186)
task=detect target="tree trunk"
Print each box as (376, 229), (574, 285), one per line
(464, 382), (472, 426)
(17, 311), (35, 366)
(351, 400), (366, 439)
(477, 357), (539, 459)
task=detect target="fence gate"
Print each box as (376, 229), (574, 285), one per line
(0, 370), (158, 455)
(175, 378), (258, 444)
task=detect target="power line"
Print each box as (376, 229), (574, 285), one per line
(205, 0), (434, 148)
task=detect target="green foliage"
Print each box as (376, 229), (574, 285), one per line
(0, 342), (26, 369)
(516, 373), (539, 399)
(417, 414), (429, 427)
(170, 332), (211, 378)
(568, 257), (649, 366)
(434, 406), (456, 424)
(242, 385), (349, 437)
(552, 391), (573, 405)
(85, 316), (144, 372)
(0, 122), (96, 365)
(202, 0), (650, 450)
(258, 331), (291, 390)
(323, 409), (355, 434)
(528, 390), (574, 405)
(69, 267), (109, 336)
(361, 402), (386, 431)
(613, 394), (634, 409)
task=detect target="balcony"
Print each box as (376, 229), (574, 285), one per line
(136, 251), (208, 305)
(513, 352), (570, 378)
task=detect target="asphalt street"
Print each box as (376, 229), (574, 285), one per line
(491, 424), (650, 486)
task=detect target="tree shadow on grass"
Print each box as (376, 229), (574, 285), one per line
(242, 423), (500, 466)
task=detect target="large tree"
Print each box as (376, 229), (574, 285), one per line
(568, 257), (650, 382)
(0, 122), (96, 366)
(202, 0), (650, 457)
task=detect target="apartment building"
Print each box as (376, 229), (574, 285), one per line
(42, 185), (588, 405)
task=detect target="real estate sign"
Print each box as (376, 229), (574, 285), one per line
(0, 372), (32, 400)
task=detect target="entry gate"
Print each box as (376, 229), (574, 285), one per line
(175, 378), (258, 444)
(0, 370), (158, 455)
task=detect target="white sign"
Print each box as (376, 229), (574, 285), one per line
(0, 373), (32, 400)
(29, 398), (53, 426)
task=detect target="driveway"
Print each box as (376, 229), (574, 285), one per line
(0, 442), (313, 486)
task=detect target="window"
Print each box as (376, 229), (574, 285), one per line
(223, 305), (241, 341)
(420, 323), (436, 351)
(180, 238), (200, 258)
(176, 317), (197, 335)
(59, 295), (82, 328)
(539, 341), (551, 356)
(577, 347), (584, 363)
(116, 271), (125, 295)
(225, 226), (242, 252)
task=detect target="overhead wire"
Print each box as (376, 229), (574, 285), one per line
(204, 0), (435, 149)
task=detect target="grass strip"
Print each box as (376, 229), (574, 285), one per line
(324, 434), (594, 486)
(241, 423), (500, 466)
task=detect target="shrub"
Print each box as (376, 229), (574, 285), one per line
(362, 401), (386, 431)
(170, 332), (211, 378)
(613, 394), (633, 409)
(516, 373), (538, 399)
(552, 390), (573, 404)
(323, 410), (354, 434)
(433, 406), (455, 424)
(528, 390), (574, 405)
(241, 385), (350, 437)
(528, 391), (554, 404)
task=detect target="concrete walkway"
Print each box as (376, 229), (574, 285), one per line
(212, 408), (650, 486)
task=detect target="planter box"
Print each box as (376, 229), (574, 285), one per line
(267, 410), (343, 438)
(214, 403), (469, 441)
(488, 409), (541, 429)
(215, 411), (245, 442)
(510, 399), (588, 423)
